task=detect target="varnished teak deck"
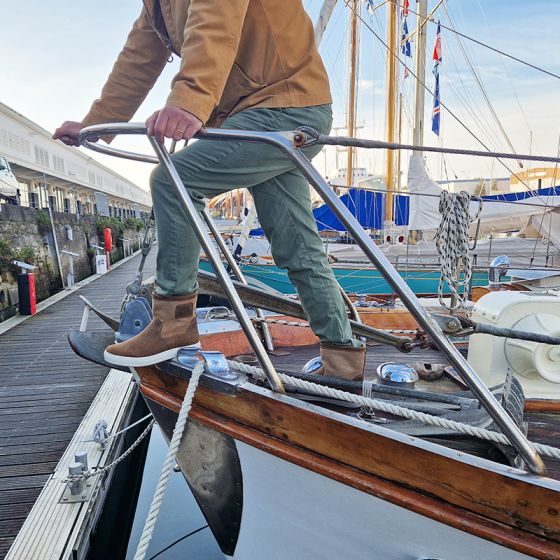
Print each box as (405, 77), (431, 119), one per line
(0, 251), (156, 559)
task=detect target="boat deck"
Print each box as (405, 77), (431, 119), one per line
(269, 344), (560, 480)
(0, 250), (156, 559)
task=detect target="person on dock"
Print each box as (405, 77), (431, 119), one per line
(53, 0), (365, 380)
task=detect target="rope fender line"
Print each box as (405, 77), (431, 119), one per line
(297, 127), (560, 164)
(228, 359), (560, 462)
(133, 360), (204, 560)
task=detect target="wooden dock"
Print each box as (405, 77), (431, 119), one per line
(0, 250), (156, 559)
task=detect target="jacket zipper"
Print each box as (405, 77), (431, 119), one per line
(142, 0), (178, 55)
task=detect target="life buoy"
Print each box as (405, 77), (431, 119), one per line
(103, 227), (113, 252)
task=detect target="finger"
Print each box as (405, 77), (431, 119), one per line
(164, 114), (182, 141)
(172, 119), (189, 141)
(154, 113), (169, 144)
(182, 121), (203, 141)
(146, 111), (159, 136)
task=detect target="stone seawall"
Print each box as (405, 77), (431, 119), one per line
(0, 205), (143, 321)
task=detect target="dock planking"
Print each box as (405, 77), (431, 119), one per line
(0, 250), (156, 558)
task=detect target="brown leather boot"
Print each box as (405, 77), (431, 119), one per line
(314, 343), (366, 381)
(104, 292), (199, 367)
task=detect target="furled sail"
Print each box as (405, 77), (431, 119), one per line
(407, 155), (560, 240)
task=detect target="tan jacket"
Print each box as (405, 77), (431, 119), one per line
(82, 0), (332, 129)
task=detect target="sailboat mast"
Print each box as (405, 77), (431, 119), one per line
(385, 0), (398, 221)
(412, 0), (428, 150)
(346, 0), (359, 188)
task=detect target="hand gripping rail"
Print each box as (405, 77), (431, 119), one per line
(78, 123), (547, 476)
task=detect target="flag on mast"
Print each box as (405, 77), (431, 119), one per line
(402, 0), (409, 16)
(431, 21), (442, 136)
(401, 18), (411, 57)
(400, 0), (411, 79)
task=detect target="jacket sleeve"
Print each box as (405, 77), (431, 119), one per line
(165, 0), (250, 124)
(82, 8), (169, 128)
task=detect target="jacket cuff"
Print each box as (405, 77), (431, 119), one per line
(166, 82), (215, 125)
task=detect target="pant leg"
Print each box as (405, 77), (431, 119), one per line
(250, 169), (355, 345)
(150, 104), (332, 295)
(150, 103), (357, 345)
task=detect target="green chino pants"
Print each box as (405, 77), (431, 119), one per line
(150, 104), (356, 346)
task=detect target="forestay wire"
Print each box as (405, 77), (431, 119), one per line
(297, 127), (560, 164)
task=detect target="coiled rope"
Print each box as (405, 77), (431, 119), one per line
(133, 360), (204, 560)
(228, 359), (560, 461)
(435, 191), (482, 311)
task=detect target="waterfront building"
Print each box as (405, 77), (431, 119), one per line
(0, 102), (151, 218)
(510, 167), (560, 192)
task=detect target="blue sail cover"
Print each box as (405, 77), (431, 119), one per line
(250, 188), (385, 235)
(249, 185), (560, 235)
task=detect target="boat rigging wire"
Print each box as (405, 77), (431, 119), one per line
(474, 0), (538, 153)
(441, 3), (522, 167)
(297, 126), (560, 164)
(343, 1), (549, 200)
(395, 0), (560, 81)
(530, 134), (560, 263)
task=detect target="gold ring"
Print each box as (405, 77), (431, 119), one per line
(176, 128), (185, 134)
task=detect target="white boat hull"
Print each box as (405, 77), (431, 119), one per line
(232, 441), (534, 560)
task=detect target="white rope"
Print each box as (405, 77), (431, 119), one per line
(229, 360), (560, 461)
(133, 361), (204, 560)
(435, 191), (482, 311)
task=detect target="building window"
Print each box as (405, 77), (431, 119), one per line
(0, 129), (31, 155)
(28, 191), (39, 209)
(53, 155), (65, 173)
(48, 195), (57, 211)
(63, 198), (70, 213)
(34, 146), (50, 168)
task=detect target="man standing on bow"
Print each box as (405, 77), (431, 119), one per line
(53, 0), (364, 380)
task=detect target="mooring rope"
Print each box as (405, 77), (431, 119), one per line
(435, 191), (482, 310)
(228, 359), (560, 461)
(64, 418), (156, 482)
(133, 361), (204, 560)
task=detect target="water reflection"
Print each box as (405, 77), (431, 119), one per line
(89, 413), (222, 560)
(125, 426), (222, 559)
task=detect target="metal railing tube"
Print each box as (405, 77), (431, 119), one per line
(201, 207), (276, 352)
(147, 138), (285, 393)
(273, 138), (546, 475)
(78, 123), (545, 474)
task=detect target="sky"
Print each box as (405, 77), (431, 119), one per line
(2, 0), (560, 192)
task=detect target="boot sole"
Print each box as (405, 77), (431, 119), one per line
(104, 343), (201, 367)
